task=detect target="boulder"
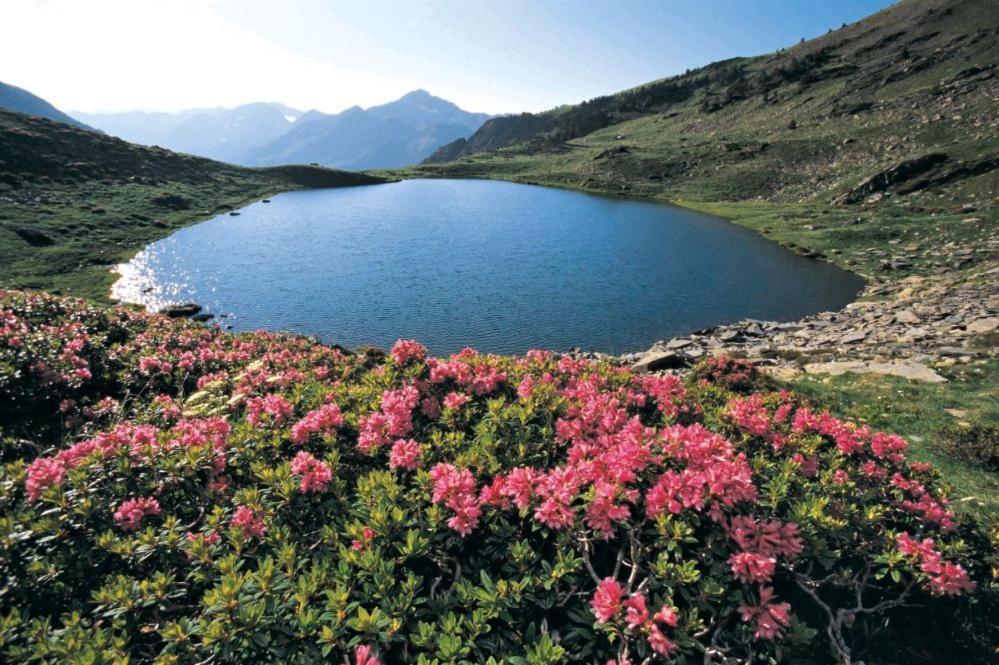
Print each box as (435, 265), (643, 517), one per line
(13, 226), (55, 246)
(632, 351), (687, 372)
(804, 361), (946, 383)
(159, 303), (202, 318)
(966, 317), (998, 334)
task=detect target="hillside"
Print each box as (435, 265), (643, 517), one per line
(421, 0), (997, 210)
(0, 80), (94, 131)
(0, 108), (386, 300)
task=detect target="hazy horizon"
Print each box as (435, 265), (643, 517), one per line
(5, 0), (896, 117)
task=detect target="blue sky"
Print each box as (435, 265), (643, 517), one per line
(4, 0), (896, 114)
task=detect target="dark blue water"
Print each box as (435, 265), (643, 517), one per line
(114, 179), (863, 355)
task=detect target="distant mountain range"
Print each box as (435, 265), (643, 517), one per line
(0, 81), (95, 131)
(71, 90), (490, 170)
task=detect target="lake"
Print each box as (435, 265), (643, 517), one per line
(112, 178), (863, 355)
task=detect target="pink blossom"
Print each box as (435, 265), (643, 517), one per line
(730, 551), (778, 583)
(739, 586), (792, 640)
(429, 463), (481, 536)
(354, 644), (381, 665)
(591, 577), (624, 622)
(290, 451), (333, 493)
(390, 339), (427, 366)
(231, 506), (267, 538)
(246, 394), (294, 427)
(25, 457), (66, 501)
(389, 438), (422, 470)
(443, 391), (470, 410)
(290, 403), (344, 444)
(623, 593), (649, 629)
(114, 497), (161, 531)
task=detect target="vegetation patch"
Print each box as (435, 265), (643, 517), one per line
(1, 290), (994, 663)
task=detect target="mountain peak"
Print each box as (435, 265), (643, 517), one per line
(401, 89), (434, 100)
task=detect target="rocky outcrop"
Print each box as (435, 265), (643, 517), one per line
(833, 153), (949, 204)
(623, 265), (998, 381)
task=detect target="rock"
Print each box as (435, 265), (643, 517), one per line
(191, 313), (214, 322)
(833, 153), (948, 205)
(151, 192), (191, 210)
(719, 330), (742, 342)
(937, 346), (977, 358)
(803, 361), (946, 383)
(966, 317), (998, 333)
(159, 303), (203, 318)
(894, 309), (920, 324)
(841, 331), (868, 344)
(632, 351), (687, 372)
(13, 226), (55, 246)
(666, 338), (693, 350)
(945, 408), (967, 419)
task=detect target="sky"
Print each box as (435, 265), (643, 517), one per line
(3, 0), (897, 116)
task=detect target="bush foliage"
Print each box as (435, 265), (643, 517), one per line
(0, 290), (993, 664)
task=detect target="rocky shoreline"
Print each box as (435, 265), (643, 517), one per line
(621, 261), (998, 382)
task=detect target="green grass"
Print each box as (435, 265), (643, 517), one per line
(784, 359), (999, 522)
(0, 110), (388, 302)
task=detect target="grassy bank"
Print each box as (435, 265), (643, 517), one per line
(0, 109), (388, 301)
(784, 359), (999, 521)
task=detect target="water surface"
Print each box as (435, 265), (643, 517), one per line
(114, 179), (862, 354)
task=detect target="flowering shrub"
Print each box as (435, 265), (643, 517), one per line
(0, 290), (992, 663)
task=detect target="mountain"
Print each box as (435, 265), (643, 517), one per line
(74, 102), (301, 163)
(76, 91), (489, 169)
(0, 80), (94, 131)
(0, 107), (386, 300)
(248, 90), (490, 169)
(423, 0), (998, 210)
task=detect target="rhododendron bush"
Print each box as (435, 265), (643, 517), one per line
(0, 290), (992, 663)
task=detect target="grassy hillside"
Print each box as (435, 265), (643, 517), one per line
(0, 109), (387, 301)
(402, 0), (997, 280)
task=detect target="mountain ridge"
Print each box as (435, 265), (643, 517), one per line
(0, 81), (94, 131)
(71, 91), (490, 169)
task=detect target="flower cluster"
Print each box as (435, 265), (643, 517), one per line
(113, 497), (160, 531)
(290, 451), (333, 493)
(896, 533), (975, 596)
(0, 290), (985, 665)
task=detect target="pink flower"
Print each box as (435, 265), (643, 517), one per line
(231, 506), (267, 538)
(647, 623), (678, 656)
(729, 551), (777, 583)
(590, 577), (624, 623)
(443, 391), (470, 410)
(186, 530), (221, 546)
(354, 644), (381, 665)
(390, 339), (427, 366)
(623, 593), (649, 629)
(389, 438), (422, 470)
(113, 497), (161, 531)
(246, 394), (294, 427)
(290, 403), (343, 444)
(290, 451), (333, 493)
(739, 586), (792, 640)
(25, 457), (66, 501)
(429, 463), (482, 536)
(896, 533), (975, 596)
